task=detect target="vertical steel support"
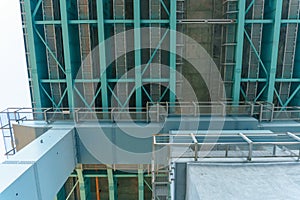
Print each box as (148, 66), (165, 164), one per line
(266, 0), (283, 103)
(138, 168), (144, 200)
(169, 0), (177, 103)
(134, 0), (142, 109)
(60, 0), (75, 111)
(232, 0), (246, 103)
(291, 23), (300, 106)
(76, 168), (89, 200)
(24, 0), (42, 109)
(96, 0), (109, 111)
(107, 168), (116, 200)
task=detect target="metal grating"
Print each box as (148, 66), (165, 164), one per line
(42, 0), (63, 106)
(77, 0), (95, 107)
(278, 0), (300, 104)
(113, 0), (129, 106)
(245, 0), (265, 101)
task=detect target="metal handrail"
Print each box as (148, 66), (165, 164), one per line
(1, 101), (300, 123)
(153, 132), (300, 161)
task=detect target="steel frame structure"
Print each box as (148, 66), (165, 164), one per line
(21, 0), (178, 115)
(230, 0), (300, 108)
(13, 0), (300, 199)
(21, 0), (300, 114)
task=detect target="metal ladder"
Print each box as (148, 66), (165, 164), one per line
(152, 153), (171, 200)
(221, 0), (238, 100)
(279, 0), (300, 104)
(113, 0), (128, 106)
(246, 0), (265, 101)
(176, 0), (185, 102)
(78, 0), (95, 107)
(42, 0), (63, 106)
(0, 112), (15, 156)
(20, 0), (35, 106)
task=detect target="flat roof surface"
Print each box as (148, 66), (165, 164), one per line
(186, 162), (300, 200)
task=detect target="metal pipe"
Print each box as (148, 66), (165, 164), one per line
(96, 177), (100, 200)
(66, 180), (79, 200)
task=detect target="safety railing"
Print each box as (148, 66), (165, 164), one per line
(2, 102), (300, 157)
(1, 101), (300, 124)
(153, 132), (300, 161)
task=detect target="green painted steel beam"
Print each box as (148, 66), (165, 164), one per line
(41, 78), (171, 83)
(40, 83), (58, 108)
(76, 169), (88, 200)
(158, 85), (170, 102)
(241, 78), (267, 82)
(244, 30), (268, 76)
(107, 168), (115, 200)
(281, 19), (300, 23)
(254, 84), (268, 102)
(142, 86), (154, 103)
(24, 0), (42, 109)
(274, 89), (284, 107)
(32, 0), (42, 18)
(159, 0), (170, 16)
(138, 168), (144, 200)
(107, 85), (124, 107)
(96, 0), (109, 112)
(265, 0), (283, 103)
(142, 29), (169, 76)
(34, 19), (170, 25)
(291, 24), (300, 106)
(276, 79), (300, 82)
(245, 0), (255, 14)
(232, 0), (246, 103)
(242, 78), (300, 83)
(282, 85), (300, 107)
(245, 19), (273, 24)
(59, 0), (75, 112)
(35, 20), (62, 25)
(41, 79), (67, 83)
(34, 27), (66, 74)
(74, 86), (93, 109)
(134, 0), (142, 109)
(169, 0), (177, 103)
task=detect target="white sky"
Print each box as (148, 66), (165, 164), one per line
(0, 0), (31, 162)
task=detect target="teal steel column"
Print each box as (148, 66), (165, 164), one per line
(169, 0), (177, 103)
(76, 168), (90, 200)
(107, 168), (116, 200)
(134, 0), (142, 109)
(265, 0), (283, 103)
(24, 0), (42, 109)
(291, 25), (300, 106)
(60, 0), (75, 111)
(232, 0), (246, 103)
(96, 0), (109, 110)
(138, 168), (144, 200)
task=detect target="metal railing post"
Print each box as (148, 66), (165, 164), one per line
(248, 143), (253, 161)
(146, 102), (149, 123)
(250, 102), (254, 116)
(270, 103), (274, 121)
(259, 103), (263, 122)
(156, 104), (160, 122)
(192, 101), (197, 116)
